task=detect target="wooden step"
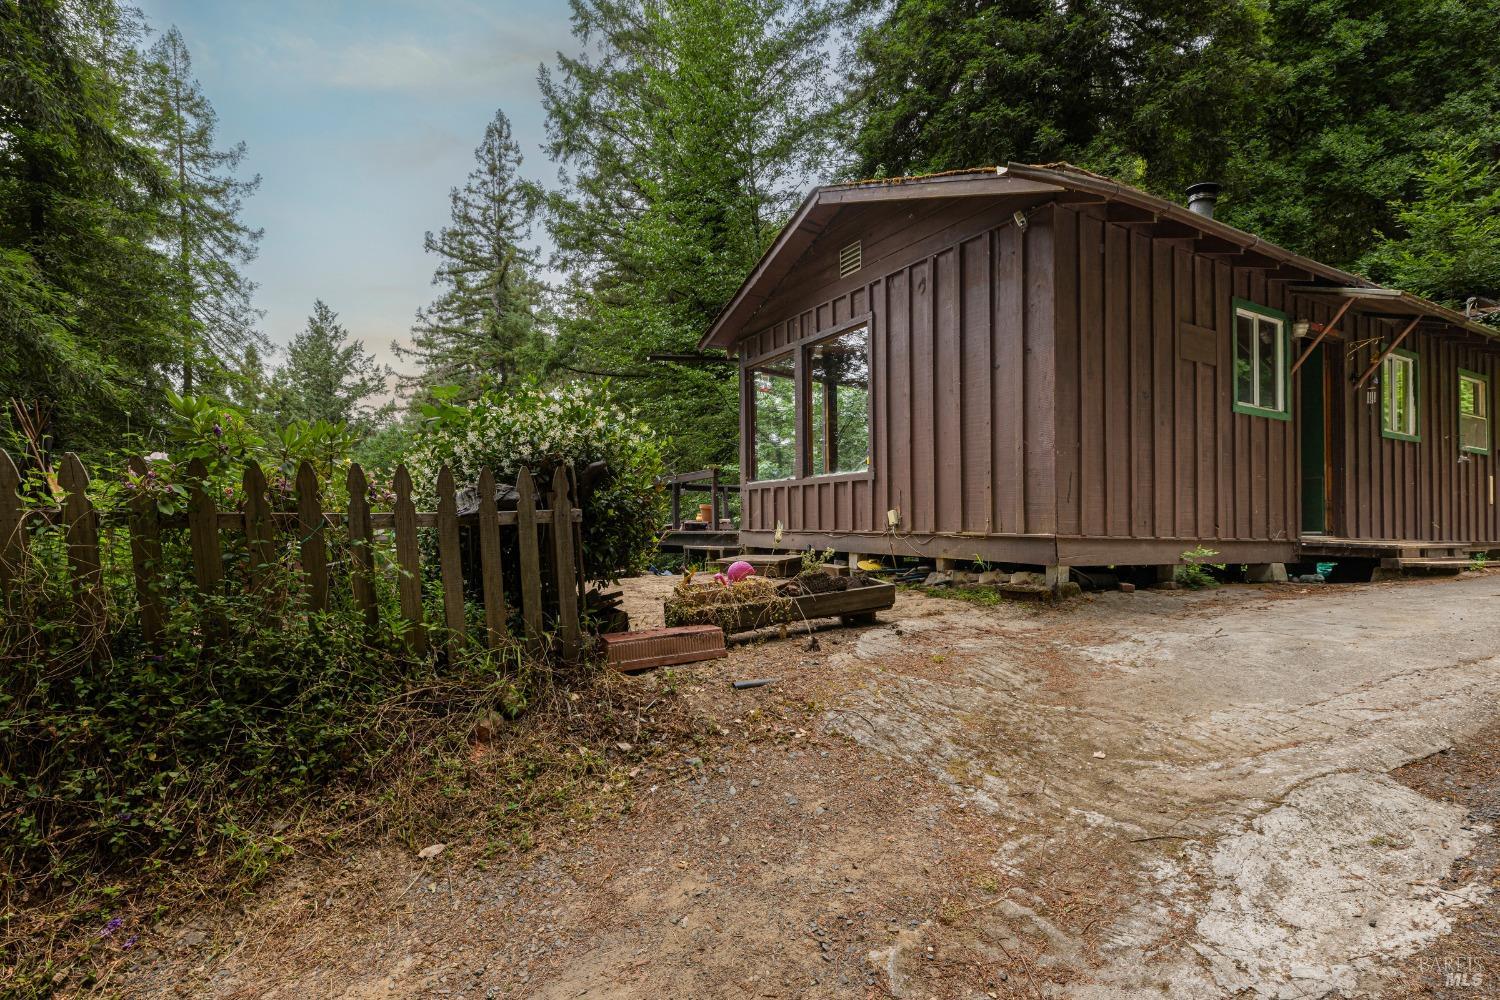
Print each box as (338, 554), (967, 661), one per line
(1379, 557), (1471, 572)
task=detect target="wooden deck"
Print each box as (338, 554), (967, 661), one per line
(657, 528), (741, 556)
(1296, 535), (1490, 560)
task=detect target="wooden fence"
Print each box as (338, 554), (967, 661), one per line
(0, 452), (585, 661)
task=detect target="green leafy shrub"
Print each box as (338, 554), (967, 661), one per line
(406, 381), (665, 580)
(1175, 546), (1226, 589)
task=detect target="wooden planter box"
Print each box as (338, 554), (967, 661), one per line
(665, 579), (896, 635)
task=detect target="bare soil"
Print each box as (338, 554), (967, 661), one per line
(105, 572), (1500, 998)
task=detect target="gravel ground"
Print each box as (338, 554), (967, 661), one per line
(110, 571), (1500, 998)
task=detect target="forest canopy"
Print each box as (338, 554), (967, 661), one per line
(2, 0), (1498, 471)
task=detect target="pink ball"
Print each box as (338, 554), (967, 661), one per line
(725, 560), (756, 583)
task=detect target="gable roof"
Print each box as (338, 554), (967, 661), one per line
(699, 163), (1496, 351)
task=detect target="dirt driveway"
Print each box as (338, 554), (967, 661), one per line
(121, 574), (1500, 998)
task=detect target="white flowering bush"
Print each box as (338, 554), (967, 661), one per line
(406, 382), (665, 580)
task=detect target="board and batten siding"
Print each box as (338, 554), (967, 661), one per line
(735, 197), (1056, 560)
(1333, 322), (1498, 543)
(730, 194), (1500, 565)
(1051, 203), (1300, 563)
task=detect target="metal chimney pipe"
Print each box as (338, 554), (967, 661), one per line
(1186, 182), (1222, 219)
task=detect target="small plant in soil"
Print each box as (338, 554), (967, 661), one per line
(1175, 546), (1226, 589)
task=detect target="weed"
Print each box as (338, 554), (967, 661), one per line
(916, 584), (1002, 607)
(1470, 552), (1489, 571)
(1174, 546), (1225, 589)
(801, 546), (836, 575)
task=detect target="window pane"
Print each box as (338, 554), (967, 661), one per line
(1235, 313), (1255, 404)
(1462, 414), (1488, 451)
(1384, 355), (1417, 437)
(1256, 317), (1279, 410)
(752, 354), (796, 480)
(1461, 376), (1477, 416)
(808, 327), (870, 475)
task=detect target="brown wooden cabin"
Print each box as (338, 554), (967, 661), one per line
(698, 164), (1500, 578)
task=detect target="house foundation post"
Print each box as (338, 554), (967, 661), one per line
(1245, 563), (1288, 584)
(1045, 565), (1070, 590)
(935, 557), (959, 571)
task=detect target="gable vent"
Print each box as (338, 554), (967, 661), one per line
(838, 241), (862, 278)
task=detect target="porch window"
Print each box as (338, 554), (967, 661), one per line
(1459, 369), (1489, 454)
(807, 326), (871, 475)
(751, 353), (797, 480)
(1232, 300), (1289, 419)
(1381, 349), (1420, 442)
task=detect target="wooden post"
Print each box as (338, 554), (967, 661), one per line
(435, 466), (466, 657)
(392, 464), (425, 655)
(184, 458), (223, 594)
(125, 456), (165, 647)
(58, 453), (102, 621)
(0, 450), (27, 600)
(671, 479), (682, 529)
(710, 468), (720, 526)
(476, 468), (508, 648)
(551, 467), (581, 661)
(296, 460), (328, 613)
(346, 463), (379, 634)
(516, 467), (543, 642)
(242, 462), (277, 595)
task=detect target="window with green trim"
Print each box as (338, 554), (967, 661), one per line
(1460, 369), (1489, 454)
(1233, 300), (1288, 418)
(1381, 350), (1420, 442)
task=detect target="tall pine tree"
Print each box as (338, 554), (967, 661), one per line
(1221, 0), (1500, 271)
(396, 109), (544, 400)
(846, 0), (1266, 195)
(272, 300), (390, 428)
(0, 0), (178, 452)
(140, 26), (264, 395)
(540, 0), (838, 472)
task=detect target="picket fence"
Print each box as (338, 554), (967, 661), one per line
(0, 451), (585, 661)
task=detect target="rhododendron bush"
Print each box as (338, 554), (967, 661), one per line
(407, 382), (664, 580)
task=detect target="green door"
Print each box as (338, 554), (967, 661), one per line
(1299, 345), (1327, 533)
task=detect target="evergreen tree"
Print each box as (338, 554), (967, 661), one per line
(140, 26), (264, 394)
(846, 0), (1266, 195)
(273, 300), (391, 428)
(1221, 0), (1500, 271)
(0, 0), (178, 452)
(1360, 138), (1500, 318)
(396, 110), (544, 400)
(540, 0), (837, 472)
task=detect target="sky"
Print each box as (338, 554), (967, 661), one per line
(130, 0), (577, 384)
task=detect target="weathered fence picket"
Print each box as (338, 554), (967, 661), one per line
(392, 465), (426, 655)
(476, 468), (507, 649)
(516, 467), (544, 642)
(0, 451), (28, 595)
(345, 463), (378, 634)
(0, 451), (588, 663)
(58, 453), (101, 620)
(242, 462), (277, 595)
(435, 466), (466, 657)
(185, 458), (223, 594)
(296, 461), (329, 613)
(125, 456), (165, 647)
(550, 467), (581, 661)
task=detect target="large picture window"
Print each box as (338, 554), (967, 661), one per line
(808, 326), (871, 476)
(1381, 349), (1420, 442)
(1459, 368), (1488, 454)
(751, 353), (796, 480)
(1232, 300), (1289, 419)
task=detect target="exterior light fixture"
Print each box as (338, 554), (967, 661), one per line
(1293, 320), (1311, 339)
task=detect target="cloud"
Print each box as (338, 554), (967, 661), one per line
(265, 17), (566, 98)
